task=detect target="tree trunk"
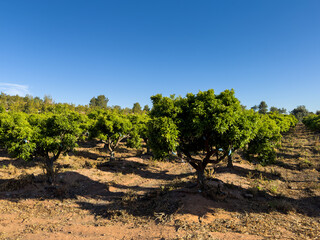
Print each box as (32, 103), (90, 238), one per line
(143, 138), (151, 155)
(45, 157), (55, 184)
(227, 154), (233, 168)
(196, 165), (206, 189)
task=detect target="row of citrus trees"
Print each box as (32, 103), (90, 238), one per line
(0, 89), (297, 186)
(148, 89), (297, 186)
(303, 114), (320, 132)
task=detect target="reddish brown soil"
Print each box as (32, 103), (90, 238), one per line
(0, 124), (319, 239)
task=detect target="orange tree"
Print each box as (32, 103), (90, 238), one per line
(147, 89), (258, 187)
(303, 114), (320, 132)
(245, 112), (297, 165)
(0, 111), (86, 183)
(88, 110), (143, 159)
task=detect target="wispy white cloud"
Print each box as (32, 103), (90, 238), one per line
(0, 83), (30, 96)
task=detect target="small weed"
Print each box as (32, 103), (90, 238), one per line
(248, 181), (263, 195)
(267, 183), (279, 195)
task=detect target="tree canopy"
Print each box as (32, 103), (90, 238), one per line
(148, 89), (260, 186)
(291, 105), (310, 122)
(89, 95), (109, 109)
(0, 111), (85, 183)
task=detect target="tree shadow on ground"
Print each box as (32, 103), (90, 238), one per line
(77, 139), (101, 149)
(0, 171), (123, 200)
(77, 177), (320, 221)
(273, 160), (299, 171)
(215, 165), (285, 181)
(277, 152), (300, 160)
(0, 170), (319, 222)
(76, 189), (185, 221)
(97, 158), (193, 181)
(0, 149), (39, 169)
(0, 158), (39, 169)
(69, 149), (105, 160)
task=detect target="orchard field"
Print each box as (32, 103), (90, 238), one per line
(0, 124), (319, 239)
(0, 90), (319, 239)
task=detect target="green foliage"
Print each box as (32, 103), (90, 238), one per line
(246, 115), (281, 164)
(269, 106), (278, 113)
(268, 112), (298, 133)
(291, 105), (310, 122)
(143, 105), (150, 112)
(127, 113), (150, 149)
(148, 89), (259, 186)
(0, 112), (36, 160)
(89, 95), (109, 109)
(132, 102), (142, 114)
(251, 105), (258, 112)
(89, 110), (133, 155)
(147, 117), (179, 159)
(303, 114), (320, 132)
(33, 112), (83, 156)
(270, 107), (287, 114)
(258, 101), (268, 114)
(0, 111), (85, 182)
(0, 92), (88, 114)
(245, 112), (297, 165)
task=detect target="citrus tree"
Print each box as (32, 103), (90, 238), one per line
(268, 112), (298, 133)
(0, 112), (36, 160)
(148, 89), (259, 187)
(303, 114), (320, 131)
(0, 111), (85, 183)
(245, 115), (281, 164)
(88, 110), (139, 159)
(31, 112), (84, 182)
(245, 112), (297, 165)
(126, 113), (150, 152)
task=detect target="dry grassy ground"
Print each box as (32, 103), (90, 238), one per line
(0, 124), (319, 239)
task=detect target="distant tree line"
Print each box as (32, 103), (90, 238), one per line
(251, 101), (314, 122)
(0, 92), (150, 115)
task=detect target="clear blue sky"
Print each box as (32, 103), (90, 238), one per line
(0, 0), (319, 112)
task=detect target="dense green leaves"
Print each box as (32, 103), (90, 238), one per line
(245, 115), (281, 164)
(0, 113), (36, 160)
(148, 89), (299, 186)
(291, 105), (310, 122)
(89, 95), (109, 109)
(88, 110), (147, 157)
(127, 113), (150, 149)
(0, 111), (86, 182)
(303, 114), (320, 131)
(147, 117), (179, 159)
(246, 113), (297, 164)
(148, 89), (261, 186)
